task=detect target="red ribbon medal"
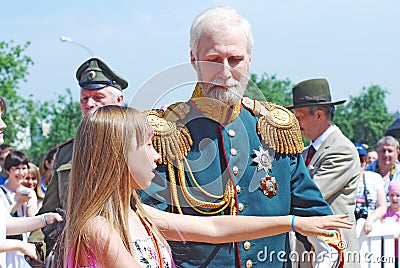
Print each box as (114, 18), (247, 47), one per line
(260, 176), (278, 198)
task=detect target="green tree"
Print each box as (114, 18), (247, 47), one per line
(335, 85), (393, 148)
(25, 89), (81, 164)
(245, 73), (292, 105)
(0, 41), (81, 164)
(20, 95), (51, 164)
(333, 105), (354, 140)
(0, 41), (34, 143)
(44, 88), (81, 147)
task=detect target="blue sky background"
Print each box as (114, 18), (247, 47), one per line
(2, 0), (400, 113)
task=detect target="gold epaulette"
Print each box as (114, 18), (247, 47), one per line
(144, 109), (192, 165)
(242, 97), (304, 154)
(164, 102), (190, 122)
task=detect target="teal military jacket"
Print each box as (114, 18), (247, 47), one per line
(141, 90), (332, 268)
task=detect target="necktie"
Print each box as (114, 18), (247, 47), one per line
(305, 145), (316, 167)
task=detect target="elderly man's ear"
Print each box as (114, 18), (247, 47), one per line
(190, 51), (197, 71)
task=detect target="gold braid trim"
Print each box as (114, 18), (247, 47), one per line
(144, 110), (192, 164)
(164, 102), (190, 122)
(256, 102), (304, 154)
(191, 83), (203, 99)
(145, 109), (235, 215)
(178, 160), (235, 215)
(184, 158), (223, 200)
(168, 162), (182, 214)
(242, 98), (304, 154)
(168, 158), (235, 215)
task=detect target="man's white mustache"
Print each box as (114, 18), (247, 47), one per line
(210, 78), (241, 88)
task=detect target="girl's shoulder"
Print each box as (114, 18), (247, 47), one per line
(85, 216), (111, 235)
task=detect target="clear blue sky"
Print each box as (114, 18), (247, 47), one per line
(3, 0), (400, 113)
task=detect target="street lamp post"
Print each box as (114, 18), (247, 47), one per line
(59, 35), (94, 56)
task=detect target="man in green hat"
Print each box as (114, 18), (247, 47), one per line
(287, 78), (360, 267)
(29, 58), (127, 265)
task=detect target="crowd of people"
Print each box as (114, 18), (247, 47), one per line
(1, 5), (399, 268)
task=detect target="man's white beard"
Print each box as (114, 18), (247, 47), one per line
(199, 76), (248, 106)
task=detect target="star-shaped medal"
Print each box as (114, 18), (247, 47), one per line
(260, 176), (278, 198)
(252, 146), (272, 172)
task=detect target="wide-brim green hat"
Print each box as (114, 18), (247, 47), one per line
(285, 78), (346, 109)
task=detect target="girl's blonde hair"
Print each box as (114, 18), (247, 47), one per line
(63, 105), (166, 267)
(28, 162), (44, 199)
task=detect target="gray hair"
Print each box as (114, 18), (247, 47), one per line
(308, 105), (336, 123)
(377, 136), (399, 150)
(107, 86), (123, 103)
(190, 6), (254, 57)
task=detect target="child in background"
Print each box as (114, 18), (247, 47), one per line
(382, 181), (400, 265)
(22, 163), (44, 208)
(383, 181), (400, 221)
(38, 147), (57, 196)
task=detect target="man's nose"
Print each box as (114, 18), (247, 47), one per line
(218, 59), (232, 79)
(86, 97), (96, 107)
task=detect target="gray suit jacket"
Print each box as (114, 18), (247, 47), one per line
(303, 126), (360, 265)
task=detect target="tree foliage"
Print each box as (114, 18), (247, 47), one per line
(246, 74), (395, 149)
(44, 89), (81, 146)
(0, 41), (34, 142)
(0, 41), (81, 164)
(26, 88), (81, 164)
(334, 85), (394, 148)
(245, 73), (292, 105)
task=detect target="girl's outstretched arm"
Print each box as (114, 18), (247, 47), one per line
(144, 204), (352, 243)
(0, 239), (37, 258)
(6, 212), (62, 235)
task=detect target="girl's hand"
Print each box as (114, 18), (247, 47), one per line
(294, 214), (352, 237)
(363, 216), (375, 235)
(16, 189), (32, 203)
(15, 193), (30, 204)
(18, 241), (37, 259)
(43, 212), (64, 225)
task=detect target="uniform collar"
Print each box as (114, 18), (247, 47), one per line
(190, 84), (242, 125)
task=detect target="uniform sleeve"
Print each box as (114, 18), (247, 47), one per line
(290, 153), (333, 216)
(37, 165), (61, 215)
(290, 153), (337, 254)
(37, 143), (73, 215)
(34, 148), (64, 256)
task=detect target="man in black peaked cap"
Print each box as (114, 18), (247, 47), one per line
(29, 58), (127, 265)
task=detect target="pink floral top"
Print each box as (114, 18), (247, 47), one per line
(132, 236), (173, 268)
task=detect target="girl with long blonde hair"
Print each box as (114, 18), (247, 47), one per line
(63, 106), (352, 267)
